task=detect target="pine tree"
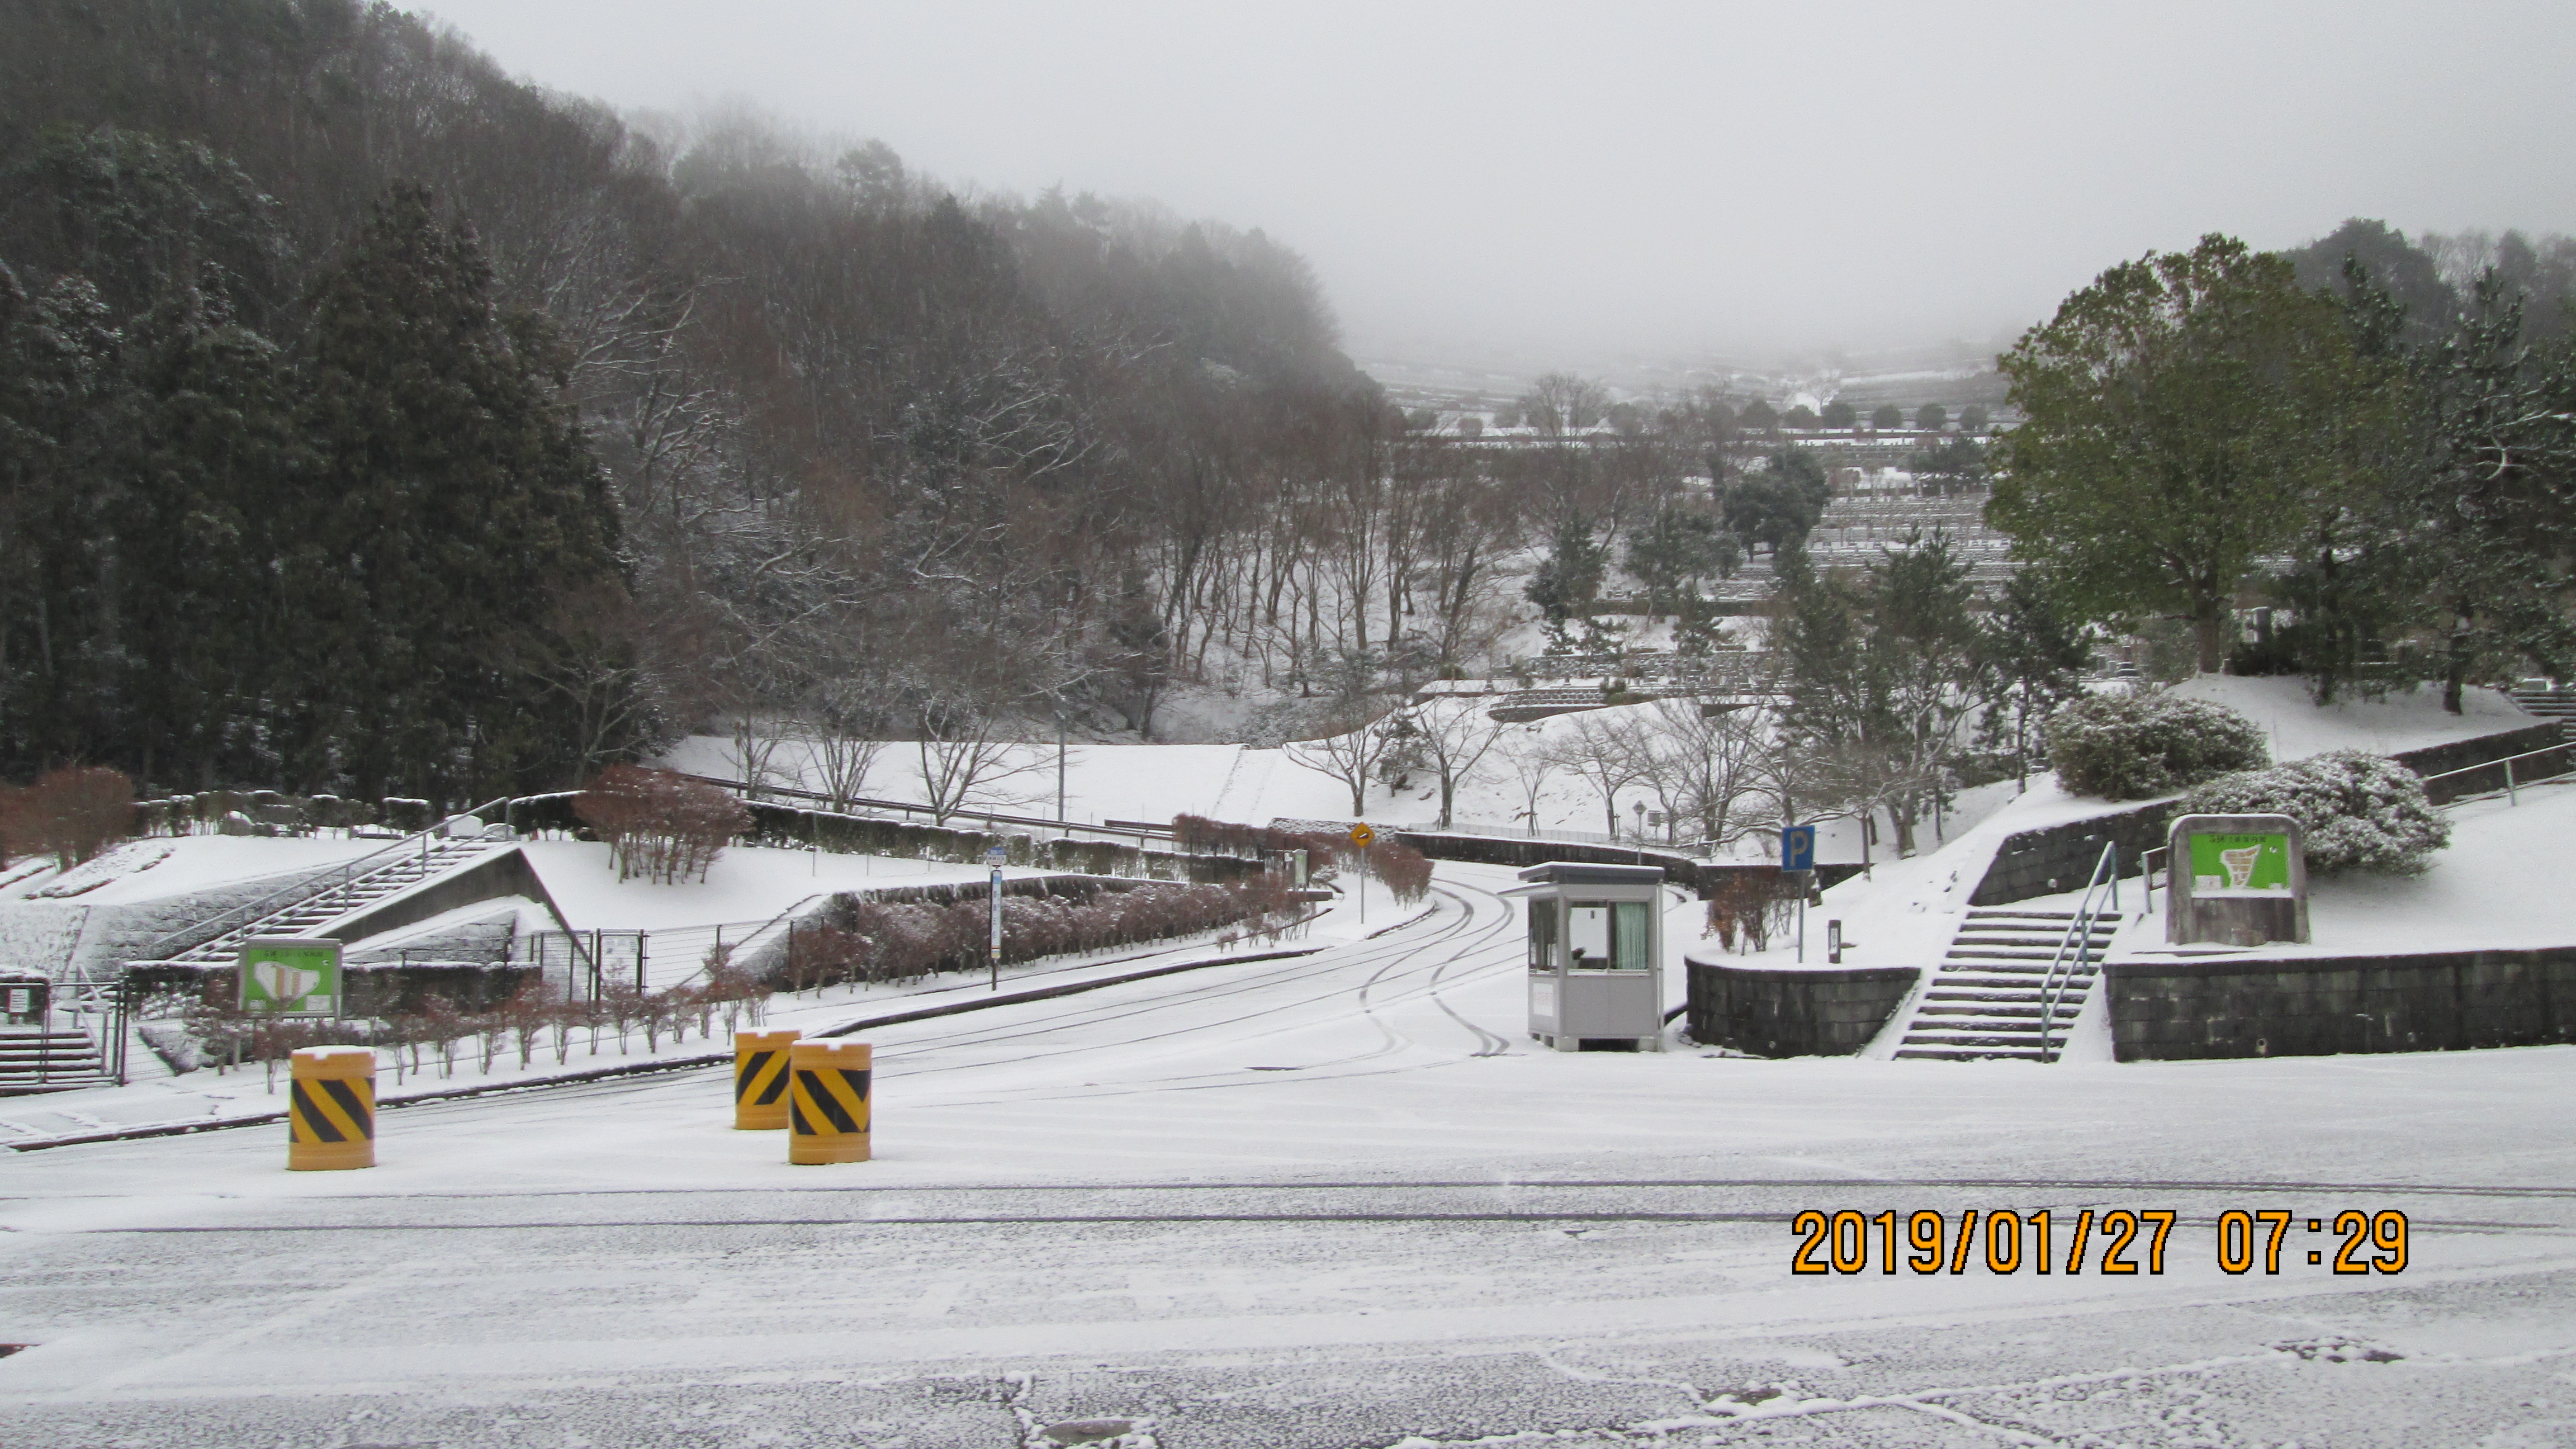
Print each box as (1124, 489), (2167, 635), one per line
(1974, 570), (2091, 785)
(287, 183), (625, 799)
(110, 291), (305, 785)
(0, 266), (123, 775)
(2406, 275), (2576, 711)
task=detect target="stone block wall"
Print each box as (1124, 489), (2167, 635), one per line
(2393, 724), (2570, 804)
(1968, 802), (2174, 907)
(1396, 832), (1866, 898)
(1684, 958), (1919, 1057)
(2106, 945), (2576, 1060)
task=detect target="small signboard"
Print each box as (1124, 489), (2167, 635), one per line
(1348, 823), (1377, 849)
(984, 844), (1008, 868)
(2186, 830), (2292, 897)
(1, 976), (46, 1026)
(2166, 813), (2308, 947)
(238, 939), (343, 1018)
(1779, 824), (1816, 874)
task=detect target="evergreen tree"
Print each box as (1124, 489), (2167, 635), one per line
(1523, 515), (1605, 628)
(2403, 274), (2576, 710)
(110, 291), (305, 784)
(287, 183), (626, 799)
(0, 266), (123, 775)
(1720, 447), (1831, 556)
(1622, 503), (1735, 615)
(1974, 570), (2091, 785)
(1992, 235), (2355, 673)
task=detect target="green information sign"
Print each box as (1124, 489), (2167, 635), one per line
(2186, 831), (2292, 897)
(238, 939), (342, 1017)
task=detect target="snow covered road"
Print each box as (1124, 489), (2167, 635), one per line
(5, 863), (2575, 1447)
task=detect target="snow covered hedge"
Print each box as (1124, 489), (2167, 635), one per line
(2179, 750), (2451, 875)
(2043, 692), (2269, 800)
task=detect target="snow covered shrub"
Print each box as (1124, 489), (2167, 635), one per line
(784, 878), (1296, 990)
(575, 766), (752, 883)
(1366, 839), (1434, 904)
(2179, 750), (2450, 875)
(1704, 872), (1798, 953)
(2043, 692), (2267, 800)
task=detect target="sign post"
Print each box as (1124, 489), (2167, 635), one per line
(986, 844), (1007, 989)
(1348, 823), (1375, 925)
(238, 939), (343, 1018)
(1779, 825), (1816, 962)
(2166, 813), (2308, 946)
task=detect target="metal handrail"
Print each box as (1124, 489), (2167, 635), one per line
(2035, 842), (2119, 1064)
(135, 795), (513, 961)
(675, 774), (1176, 844)
(2418, 742), (2576, 809)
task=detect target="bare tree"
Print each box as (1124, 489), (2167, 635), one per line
(1285, 707), (1395, 820)
(1408, 700), (1502, 830)
(801, 689), (891, 815)
(1635, 698), (1779, 849)
(1494, 727), (1561, 836)
(913, 695), (1048, 827)
(1557, 712), (1652, 837)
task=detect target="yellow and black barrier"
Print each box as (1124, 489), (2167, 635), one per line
(733, 1029), (801, 1130)
(787, 1040), (870, 1164)
(288, 1046), (376, 1171)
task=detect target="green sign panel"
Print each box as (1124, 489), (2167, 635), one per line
(238, 939), (342, 1017)
(2186, 831), (2292, 897)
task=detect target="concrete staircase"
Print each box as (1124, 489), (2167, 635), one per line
(2508, 684), (2575, 741)
(1892, 909), (2120, 1061)
(155, 837), (505, 965)
(0, 1027), (114, 1093)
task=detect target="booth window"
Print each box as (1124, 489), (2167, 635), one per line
(1560, 901), (1651, 970)
(1526, 899), (1559, 970)
(1613, 902), (1651, 970)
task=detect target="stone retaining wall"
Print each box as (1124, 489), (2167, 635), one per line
(2106, 945), (2576, 1060)
(1968, 802), (2173, 907)
(1684, 958), (1920, 1057)
(1395, 831), (1867, 899)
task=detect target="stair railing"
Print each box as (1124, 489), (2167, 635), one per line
(136, 794), (513, 962)
(2035, 842), (2119, 1064)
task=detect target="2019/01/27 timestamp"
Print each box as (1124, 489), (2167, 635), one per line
(1789, 1208), (2409, 1276)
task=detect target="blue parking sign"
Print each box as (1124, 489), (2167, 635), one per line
(1779, 824), (1816, 873)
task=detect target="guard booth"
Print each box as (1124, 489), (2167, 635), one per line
(1507, 862), (1666, 1052)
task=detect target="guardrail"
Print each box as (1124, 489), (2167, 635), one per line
(2036, 842), (2119, 1064)
(2419, 742), (2576, 808)
(675, 774), (1176, 844)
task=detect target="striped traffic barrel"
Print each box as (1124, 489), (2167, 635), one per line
(787, 1040), (871, 1164)
(287, 1046), (376, 1171)
(732, 1029), (800, 1129)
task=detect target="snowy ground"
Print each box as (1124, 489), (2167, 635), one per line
(0, 879), (1423, 1148)
(2167, 674), (2539, 760)
(4, 860), (2572, 1447)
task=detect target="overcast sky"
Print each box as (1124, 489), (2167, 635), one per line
(423, 1), (2576, 375)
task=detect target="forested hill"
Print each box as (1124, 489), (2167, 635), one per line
(0, 0), (1376, 801)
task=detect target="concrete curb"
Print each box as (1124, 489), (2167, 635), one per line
(7, 945), (1325, 1153)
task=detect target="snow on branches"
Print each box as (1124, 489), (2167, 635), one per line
(2043, 691), (2268, 800)
(2181, 750), (2451, 876)
(574, 765), (752, 883)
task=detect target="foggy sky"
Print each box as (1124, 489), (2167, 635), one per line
(423, 1), (2576, 375)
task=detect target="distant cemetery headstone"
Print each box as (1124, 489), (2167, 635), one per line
(2166, 813), (2308, 947)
